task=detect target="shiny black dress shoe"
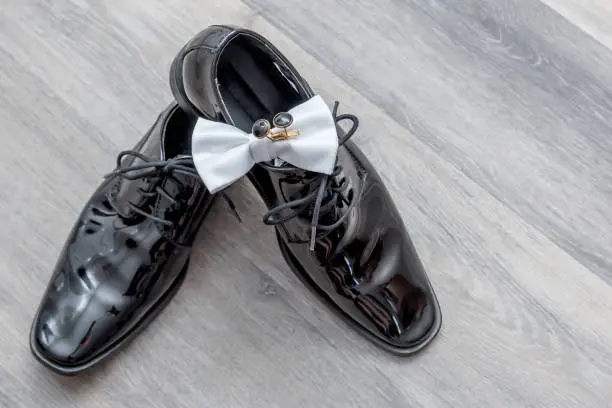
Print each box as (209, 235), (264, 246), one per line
(170, 25), (442, 354)
(30, 104), (215, 375)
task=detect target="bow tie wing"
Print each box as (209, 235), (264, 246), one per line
(191, 119), (254, 193)
(276, 96), (339, 174)
(191, 95), (341, 193)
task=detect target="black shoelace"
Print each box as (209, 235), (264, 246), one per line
(261, 101), (360, 251)
(104, 151), (240, 225)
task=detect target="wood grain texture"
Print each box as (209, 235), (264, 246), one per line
(542, 0), (612, 52)
(0, 0), (610, 407)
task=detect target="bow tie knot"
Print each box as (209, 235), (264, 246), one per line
(191, 95), (339, 193)
(249, 137), (285, 163)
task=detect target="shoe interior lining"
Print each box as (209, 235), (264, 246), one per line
(217, 37), (304, 133)
(163, 107), (197, 158)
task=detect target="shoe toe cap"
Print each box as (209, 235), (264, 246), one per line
(356, 273), (440, 351)
(388, 290), (440, 349)
(33, 321), (81, 365)
(30, 265), (120, 369)
(31, 302), (103, 367)
(356, 231), (442, 352)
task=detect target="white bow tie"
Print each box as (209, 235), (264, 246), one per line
(191, 95), (339, 193)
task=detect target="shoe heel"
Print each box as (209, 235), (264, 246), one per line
(169, 48), (204, 118)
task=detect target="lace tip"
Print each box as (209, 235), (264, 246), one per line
(309, 228), (316, 251)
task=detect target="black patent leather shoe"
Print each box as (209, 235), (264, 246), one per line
(30, 104), (215, 375)
(170, 25), (442, 354)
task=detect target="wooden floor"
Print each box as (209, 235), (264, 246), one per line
(1, 0), (611, 406)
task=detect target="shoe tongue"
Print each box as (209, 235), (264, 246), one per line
(262, 163), (328, 205)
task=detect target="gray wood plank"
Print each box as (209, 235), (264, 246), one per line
(0, 0), (610, 407)
(542, 0), (612, 52)
(244, 0), (612, 284)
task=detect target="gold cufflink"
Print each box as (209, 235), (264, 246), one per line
(252, 112), (300, 142)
